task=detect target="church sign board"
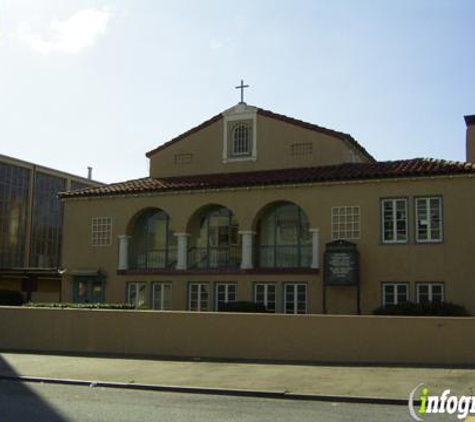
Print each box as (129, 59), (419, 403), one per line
(324, 240), (359, 286)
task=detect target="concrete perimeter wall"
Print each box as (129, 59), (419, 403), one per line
(0, 307), (473, 366)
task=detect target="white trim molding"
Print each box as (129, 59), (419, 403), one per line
(222, 103), (258, 163)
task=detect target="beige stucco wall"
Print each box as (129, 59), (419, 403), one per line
(61, 174), (475, 315)
(0, 307), (474, 365)
(149, 113), (368, 178)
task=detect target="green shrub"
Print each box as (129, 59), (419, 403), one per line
(218, 301), (269, 313)
(373, 301), (470, 316)
(0, 290), (24, 306)
(24, 302), (135, 310)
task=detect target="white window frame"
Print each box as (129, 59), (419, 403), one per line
(126, 282), (146, 308)
(416, 282), (445, 303)
(254, 283), (276, 313)
(91, 217), (112, 246)
(283, 283), (307, 314)
(381, 198), (408, 244)
(382, 282), (409, 306)
(331, 206), (361, 240)
(215, 282), (237, 311)
(231, 122), (251, 157)
(222, 104), (257, 163)
(415, 197), (443, 243)
(151, 282), (172, 310)
(188, 283), (209, 312)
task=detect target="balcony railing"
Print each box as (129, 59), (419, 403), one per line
(258, 244), (312, 268)
(188, 246), (240, 269)
(127, 245), (313, 271)
(129, 248), (177, 269)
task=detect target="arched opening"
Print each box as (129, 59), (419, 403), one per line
(257, 202), (311, 268)
(129, 208), (177, 269)
(188, 205), (240, 269)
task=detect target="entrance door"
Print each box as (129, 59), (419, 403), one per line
(73, 276), (105, 303)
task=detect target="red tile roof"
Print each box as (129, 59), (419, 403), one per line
(60, 158), (475, 199)
(145, 106), (375, 161)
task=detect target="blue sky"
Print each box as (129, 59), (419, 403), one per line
(0, 1), (473, 183)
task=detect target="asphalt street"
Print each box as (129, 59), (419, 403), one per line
(0, 380), (452, 422)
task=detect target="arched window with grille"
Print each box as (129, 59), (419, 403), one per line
(129, 209), (177, 269)
(231, 122), (251, 156)
(257, 202), (311, 268)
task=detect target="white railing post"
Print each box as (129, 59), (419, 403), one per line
(175, 233), (190, 270)
(239, 231), (255, 270)
(118, 234), (131, 270)
(309, 228), (320, 269)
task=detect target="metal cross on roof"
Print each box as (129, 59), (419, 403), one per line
(235, 79), (249, 103)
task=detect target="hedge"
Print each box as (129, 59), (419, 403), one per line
(218, 301), (269, 313)
(24, 302), (136, 310)
(373, 301), (470, 316)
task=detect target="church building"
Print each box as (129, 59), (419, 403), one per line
(59, 91), (475, 315)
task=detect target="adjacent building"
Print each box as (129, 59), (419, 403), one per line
(0, 154), (101, 302)
(59, 103), (475, 314)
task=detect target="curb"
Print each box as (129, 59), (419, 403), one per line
(0, 375), (408, 406)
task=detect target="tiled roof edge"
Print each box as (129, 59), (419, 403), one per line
(59, 158), (475, 200)
(145, 113), (223, 158)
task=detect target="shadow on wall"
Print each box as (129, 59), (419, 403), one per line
(0, 354), (67, 421)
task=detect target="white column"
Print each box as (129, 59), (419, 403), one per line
(118, 235), (131, 270)
(175, 233), (190, 270)
(309, 228), (320, 269)
(239, 231), (255, 270)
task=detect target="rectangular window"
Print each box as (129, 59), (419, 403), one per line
(331, 206), (361, 240)
(254, 283), (276, 313)
(174, 153), (193, 165)
(151, 282), (172, 310)
(30, 172), (66, 267)
(92, 217), (112, 246)
(382, 283), (409, 306)
(416, 283), (444, 304)
(0, 162), (30, 268)
(126, 282), (146, 308)
(381, 199), (408, 243)
(291, 142), (313, 157)
(188, 283), (209, 312)
(215, 283), (237, 311)
(73, 276), (105, 303)
(415, 197), (443, 243)
(284, 283), (307, 314)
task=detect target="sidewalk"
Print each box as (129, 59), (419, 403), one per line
(1, 352), (475, 402)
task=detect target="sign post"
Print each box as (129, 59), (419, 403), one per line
(323, 240), (360, 314)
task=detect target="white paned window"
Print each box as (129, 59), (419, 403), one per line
(152, 282), (172, 310)
(91, 217), (112, 246)
(381, 199), (408, 243)
(415, 197), (443, 243)
(231, 122), (251, 156)
(188, 283), (209, 312)
(416, 283), (444, 303)
(126, 282), (146, 308)
(254, 283), (276, 312)
(215, 283), (237, 311)
(331, 206), (361, 240)
(291, 143), (313, 156)
(382, 283), (409, 306)
(284, 283), (307, 314)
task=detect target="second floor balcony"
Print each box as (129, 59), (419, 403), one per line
(120, 202), (320, 273)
